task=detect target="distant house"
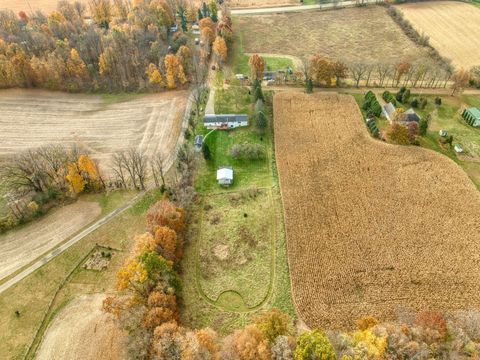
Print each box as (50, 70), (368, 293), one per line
(462, 108), (480, 127)
(263, 71), (276, 81)
(454, 144), (464, 153)
(383, 102), (396, 122)
(217, 167), (233, 186)
(170, 24), (178, 33)
(396, 108), (421, 124)
(204, 114), (249, 129)
(194, 135), (203, 152)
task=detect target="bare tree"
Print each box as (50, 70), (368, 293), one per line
(376, 63), (391, 88)
(349, 63), (368, 88)
(150, 152), (166, 189)
(451, 68), (470, 96)
(111, 152), (128, 188)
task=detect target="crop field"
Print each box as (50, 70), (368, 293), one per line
(227, 0), (297, 8)
(274, 92), (480, 329)
(396, 1), (480, 69)
(0, 89), (188, 174)
(0, 0), (88, 14)
(234, 6), (434, 65)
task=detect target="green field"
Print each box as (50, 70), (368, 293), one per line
(0, 189), (161, 359)
(180, 85), (294, 333)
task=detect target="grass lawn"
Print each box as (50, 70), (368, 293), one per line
(198, 189), (274, 309)
(180, 86), (295, 334)
(0, 189), (162, 359)
(230, 32), (294, 76)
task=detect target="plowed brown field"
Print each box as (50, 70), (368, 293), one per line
(397, 1), (480, 69)
(274, 92), (480, 329)
(0, 0), (88, 14)
(0, 89), (188, 174)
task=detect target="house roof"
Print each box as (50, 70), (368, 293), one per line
(217, 167), (233, 180)
(383, 103), (396, 118)
(204, 114), (248, 123)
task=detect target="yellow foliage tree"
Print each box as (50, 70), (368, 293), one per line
(66, 163), (85, 194)
(66, 48), (88, 81)
(350, 329), (387, 359)
(164, 54), (187, 89)
(212, 36), (228, 64)
(117, 256), (148, 291)
(147, 63), (163, 87)
(249, 54), (265, 80)
(78, 154), (98, 180)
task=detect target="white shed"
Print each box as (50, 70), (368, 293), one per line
(454, 144), (464, 153)
(217, 167), (234, 186)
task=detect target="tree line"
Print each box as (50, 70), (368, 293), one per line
(0, 0), (232, 92)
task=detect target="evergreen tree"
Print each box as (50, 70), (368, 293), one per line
(256, 111), (268, 131)
(254, 85), (264, 102)
(202, 143), (211, 160)
(198, 8), (203, 20)
(305, 78), (313, 93)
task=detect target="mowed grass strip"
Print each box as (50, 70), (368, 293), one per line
(274, 92), (480, 329)
(234, 6), (433, 64)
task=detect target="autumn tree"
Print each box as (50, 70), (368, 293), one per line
(387, 122), (409, 145)
(89, 0), (112, 28)
(147, 63), (164, 88)
(165, 54), (187, 89)
(146, 199), (185, 233)
(310, 55), (334, 86)
(254, 308), (291, 344)
(227, 325), (270, 360)
(199, 17), (215, 44)
(249, 54), (265, 80)
(451, 68), (470, 95)
(154, 226), (178, 262)
(152, 321), (186, 359)
(66, 162), (86, 194)
(212, 36), (227, 65)
(295, 330), (336, 360)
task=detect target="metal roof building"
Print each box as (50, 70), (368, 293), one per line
(462, 108), (480, 127)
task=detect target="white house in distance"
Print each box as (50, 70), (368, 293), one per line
(204, 114), (249, 129)
(217, 167), (234, 186)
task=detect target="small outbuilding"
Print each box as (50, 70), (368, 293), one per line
(439, 129), (448, 137)
(454, 144), (464, 153)
(462, 108), (480, 127)
(217, 167), (233, 186)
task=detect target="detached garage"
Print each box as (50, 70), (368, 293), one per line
(462, 108), (480, 127)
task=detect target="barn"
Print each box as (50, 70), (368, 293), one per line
(462, 108), (480, 127)
(204, 114), (249, 129)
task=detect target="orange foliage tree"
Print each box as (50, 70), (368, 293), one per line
(146, 199), (185, 233)
(164, 54), (187, 89)
(249, 54), (265, 80)
(154, 226), (178, 262)
(212, 36), (228, 65)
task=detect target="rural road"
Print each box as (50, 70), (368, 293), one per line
(0, 90), (196, 295)
(231, 0), (378, 15)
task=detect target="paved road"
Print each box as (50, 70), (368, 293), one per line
(0, 90), (196, 295)
(231, 0), (378, 15)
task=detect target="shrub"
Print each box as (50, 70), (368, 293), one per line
(396, 87), (407, 102)
(410, 98), (419, 108)
(419, 97), (428, 110)
(230, 143), (266, 160)
(256, 111), (268, 131)
(387, 123), (409, 145)
(435, 97), (442, 106)
(419, 117), (429, 136)
(295, 330), (336, 360)
(382, 91), (397, 106)
(202, 143), (211, 160)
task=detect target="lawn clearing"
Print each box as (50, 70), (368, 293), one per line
(0, 89), (188, 174)
(275, 92), (480, 329)
(396, 1), (480, 70)
(198, 189), (274, 309)
(234, 6), (434, 65)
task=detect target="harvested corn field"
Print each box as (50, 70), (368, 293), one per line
(396, 1), (480, 69)
(0, 89), (188, 173)
(0, 0), (88, 14)
(274, 92), (480, 329)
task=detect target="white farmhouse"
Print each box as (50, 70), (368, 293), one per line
(204, 114), (249, 129)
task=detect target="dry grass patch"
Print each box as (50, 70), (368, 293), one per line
(36, 294), (126, 360)
(396, 1), (480, 69)
(274, 92), (480, 329)
(235, 6), (434, 64)
(0, 89), (188, 174)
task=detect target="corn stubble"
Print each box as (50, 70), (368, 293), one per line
(274, 92), (480, 329)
